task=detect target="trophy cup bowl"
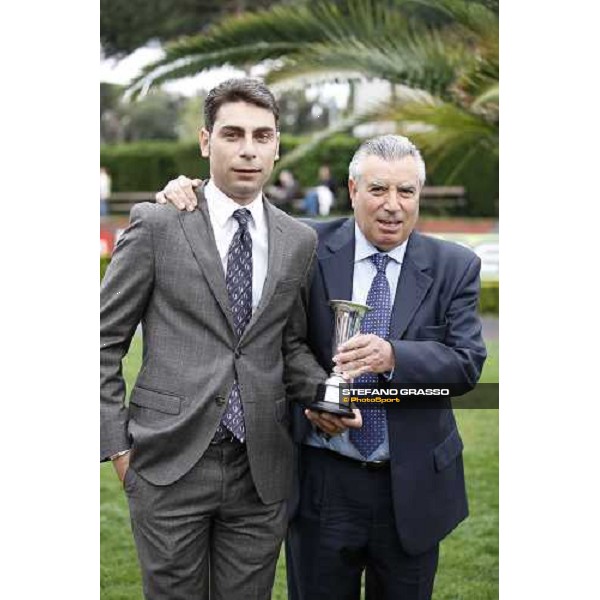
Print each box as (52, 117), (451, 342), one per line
(309, 299), (371, 418)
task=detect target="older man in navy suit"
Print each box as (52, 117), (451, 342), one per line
(158, 134), (486, 600)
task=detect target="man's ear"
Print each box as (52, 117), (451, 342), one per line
(274, 131), (280, 161)
(199, 128), (210, 158)
(348, 177), (357, 208)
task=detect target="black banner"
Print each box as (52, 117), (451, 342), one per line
(337, 383), (499, 409)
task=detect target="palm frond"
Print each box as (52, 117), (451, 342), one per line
(405, 0), (498, 38)
(471, 83), (499, 110)
(120, 0), (498, 207)
(385, 99), (498, 182)
(126, 0), (482, 100)
(265, 28), (476, 101)
(267, 70), (365, 95)
(275, 109), (373, 171)
(126, 42), (302, 99)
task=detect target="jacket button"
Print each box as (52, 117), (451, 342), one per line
(215, 396), (226, 406)
(234, 349), (242, 359)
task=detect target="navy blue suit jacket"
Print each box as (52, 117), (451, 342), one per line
(291, 217), (487, 555)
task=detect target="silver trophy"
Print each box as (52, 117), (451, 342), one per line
(310, 299), (371, 418)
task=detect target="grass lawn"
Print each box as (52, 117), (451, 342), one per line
(101, 337), (498, 600)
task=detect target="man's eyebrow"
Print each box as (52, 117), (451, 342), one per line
(366, 180), (417, 190)
(253, 127), (276, 134)
(219, 125), (275, 134)
(219, 125), (244, 133)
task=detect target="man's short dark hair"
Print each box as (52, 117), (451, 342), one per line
(204, 78), (279, 132)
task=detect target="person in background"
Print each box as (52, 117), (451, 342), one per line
(303, 163), (338, 217)
(318, 163), (337, 198)
(302, 187), (319, 217)
(100, 166), (111, 217)
(266, 168), (302, 210)
(315, 184), (334, 216)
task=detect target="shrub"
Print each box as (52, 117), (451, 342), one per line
(479, 280), (499, 314)
(100, 256), (111, 281)
(100, 141), (208, 192)
(101, 136), (497, 216)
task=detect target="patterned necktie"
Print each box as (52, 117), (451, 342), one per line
(216, 208), (253, 442)
(350, 253), (392, 458)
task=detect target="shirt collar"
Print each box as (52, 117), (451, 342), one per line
(354, 222), (408, 265)
(205, 179), (264, 229)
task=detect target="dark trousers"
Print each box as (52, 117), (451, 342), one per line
(286, 446), (439, 600)
(124, 440), (287, 600)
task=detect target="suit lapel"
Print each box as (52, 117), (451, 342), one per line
(389, 232), (433, 339)
(178, 185), (236, 335)
(319, 218), (355, 302)
(240, 198), (284, 343)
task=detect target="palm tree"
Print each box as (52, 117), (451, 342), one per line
(127, 0), (498, 209)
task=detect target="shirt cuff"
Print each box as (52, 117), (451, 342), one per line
(109, 449), (131, 461)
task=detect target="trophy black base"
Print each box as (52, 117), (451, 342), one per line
(308, 399), (356, 418)
(307, 374), (356, 418)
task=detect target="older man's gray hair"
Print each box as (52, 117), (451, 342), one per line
(348, 135), (426, 187)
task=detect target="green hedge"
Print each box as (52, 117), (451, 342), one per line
(100, 257), (499, 315)
(100, 135), (355, 196)
(101, 135), (497, 216)
(479, 280), (499, 315)
(100, 256), (111, 282)
(100, 141), (207, 193)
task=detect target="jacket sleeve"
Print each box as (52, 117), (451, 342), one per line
(388, 254), (487, 393)
(100, 204), (155, 461)
(282, 238), (328, 421)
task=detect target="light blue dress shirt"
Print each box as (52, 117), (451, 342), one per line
(303, 224), (407, 461)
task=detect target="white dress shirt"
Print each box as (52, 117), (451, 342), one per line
(204, 179), (269, 312)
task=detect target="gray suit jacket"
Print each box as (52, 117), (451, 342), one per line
(101, 187), (327, 504)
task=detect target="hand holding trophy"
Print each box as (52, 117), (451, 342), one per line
(309, 300), (371, 418)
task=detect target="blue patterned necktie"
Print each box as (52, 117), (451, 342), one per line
(349, 253), (392, 458)
(216, 208), (253, 442)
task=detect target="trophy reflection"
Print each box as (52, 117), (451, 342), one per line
(310, 300), (371, 418)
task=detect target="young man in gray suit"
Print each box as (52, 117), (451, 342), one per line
(100, 78), (351, 600)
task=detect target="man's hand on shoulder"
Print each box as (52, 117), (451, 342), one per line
(155, 175), (202, 211)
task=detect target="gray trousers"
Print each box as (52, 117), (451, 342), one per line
(124, 440), (287, 600)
